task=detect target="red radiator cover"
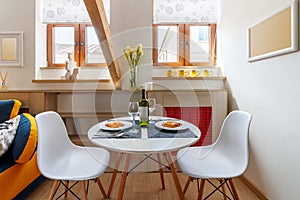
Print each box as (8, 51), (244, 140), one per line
(163, 107), (212, 146)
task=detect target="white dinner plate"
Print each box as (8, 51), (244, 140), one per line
(99, 120), (132, 131)
(155, 120), (188, 131)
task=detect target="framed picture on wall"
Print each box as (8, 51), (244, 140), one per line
(248, 0), (298, 62)
(0, 32), (23, 67)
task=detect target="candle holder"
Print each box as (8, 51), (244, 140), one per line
(1, 81), (7, 90)
(0, 71), (8, 91)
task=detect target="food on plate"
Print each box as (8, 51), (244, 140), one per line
(162, 121), (182, 128)
(105, 121), (125, 128)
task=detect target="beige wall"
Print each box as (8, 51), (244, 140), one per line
(0, 0), (35, 90)
(218, 0), (300, 199)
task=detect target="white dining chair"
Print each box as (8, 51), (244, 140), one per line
(176, 110), (252, 200)
(35, 111), (110, 200)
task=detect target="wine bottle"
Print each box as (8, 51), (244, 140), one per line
(139, 89), (149, 127)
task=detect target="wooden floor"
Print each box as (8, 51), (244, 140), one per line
(25, 172), (261, 200)
(25, 136), (262, 200)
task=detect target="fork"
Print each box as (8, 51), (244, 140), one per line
(92, 130), (125, 138)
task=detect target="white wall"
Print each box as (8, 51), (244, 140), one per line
(218, 0), (300, 199)
(0, 0), (36, 90)
(110, 0), (153, 89)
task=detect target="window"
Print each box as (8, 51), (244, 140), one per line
(47, 24), (106, 67)
(153, 24), (216, 66)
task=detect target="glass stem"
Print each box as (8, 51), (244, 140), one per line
(132, 116), (135, 127)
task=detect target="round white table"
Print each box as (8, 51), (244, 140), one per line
(88, 116), (201, 200)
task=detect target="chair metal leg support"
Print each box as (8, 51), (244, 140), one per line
(55, 181), (81, 200)
(204, 179), (233, 200)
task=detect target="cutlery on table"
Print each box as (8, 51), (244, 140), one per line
(92, 130), (125, 138)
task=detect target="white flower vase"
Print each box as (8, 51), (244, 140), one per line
(129, 67), (137, 90)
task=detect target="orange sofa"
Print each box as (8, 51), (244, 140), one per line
(0, 100), (42, 200)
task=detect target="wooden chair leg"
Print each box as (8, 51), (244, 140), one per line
(96, 178), (107, 198)
(197, 179), (206, 200)
(221, 183), (226, 200)
(63, 180), (69, 198)
(157, 154), (165, 189)
(48, 180), (59, 200)
(183, 176), (192, 194)
(228, 178), (239, 200)
(81, 181), (88, 200)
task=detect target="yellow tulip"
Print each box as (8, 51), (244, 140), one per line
(137, 44), (143, 49)
(130, 48), (135, 55)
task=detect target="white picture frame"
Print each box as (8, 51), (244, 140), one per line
(248, 1), (298, 62)
(0, 32), (23, 67)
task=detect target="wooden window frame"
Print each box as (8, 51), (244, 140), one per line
(79, 24), (107, 67)
(47, 24), (106, 68)
(153, 24), (216, 67)
(47, 24), (79, 67)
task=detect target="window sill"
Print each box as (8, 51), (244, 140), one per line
(32, 79), (111, 83)
(39, 66), (107, 70)
(152, 76), (226, 80)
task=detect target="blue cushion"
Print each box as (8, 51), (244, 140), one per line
(0, 148), (15, 173)
(0, 100), (21, 123)
(11, 114), (38, 163)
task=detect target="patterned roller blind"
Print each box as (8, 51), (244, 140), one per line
(153, 0), (220, 24)
(42, 0), (110, 23)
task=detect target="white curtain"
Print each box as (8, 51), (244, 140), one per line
(153, 0), (220, 24)
(43, 0), (110, 23)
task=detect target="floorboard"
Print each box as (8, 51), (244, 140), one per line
(25, 172), (261, 200)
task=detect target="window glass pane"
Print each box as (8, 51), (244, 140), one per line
(86, 27), (105, 64)
(189, 26), (210, 62)
(157, 26), (178, 63)
(53, 27), (74, 64)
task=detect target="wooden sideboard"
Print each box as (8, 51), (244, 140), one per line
(0, 91), (47, 115)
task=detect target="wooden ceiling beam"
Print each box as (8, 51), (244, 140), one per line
(83, 0), (121, 89)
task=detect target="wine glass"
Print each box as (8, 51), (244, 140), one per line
(148, 98), (156, 123)
(128, 101), (139, 133)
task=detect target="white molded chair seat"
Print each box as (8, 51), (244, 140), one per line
(35, 111), (110, 199)
(42, 146), (109, 181)
(176, 110), (252, 200)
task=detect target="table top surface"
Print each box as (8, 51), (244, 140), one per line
(88, 116), (201, 154)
